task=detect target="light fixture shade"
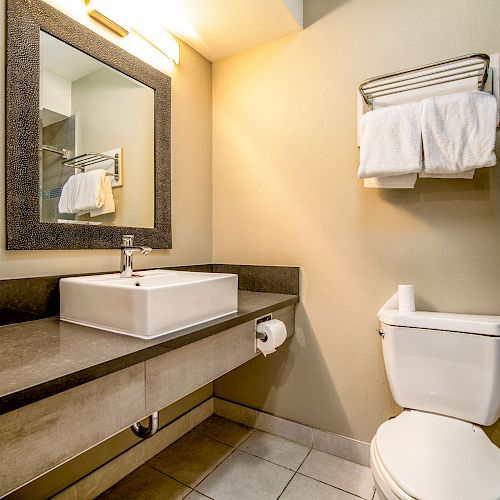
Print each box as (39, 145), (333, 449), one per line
(133, 18), (180, 64)
(85, 0), (130, 37)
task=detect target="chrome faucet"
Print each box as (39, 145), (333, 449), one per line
(120, 235), (152, 278)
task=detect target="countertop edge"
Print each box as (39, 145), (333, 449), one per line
(0, 294), (299, 415)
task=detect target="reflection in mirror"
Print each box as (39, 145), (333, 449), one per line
(39, 31), (155, 228)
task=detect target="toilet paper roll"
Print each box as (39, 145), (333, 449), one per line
(256, 319), (287, 357)
(398, 284), (415, 312)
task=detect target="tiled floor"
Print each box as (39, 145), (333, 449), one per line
(98, 415), (375, 500)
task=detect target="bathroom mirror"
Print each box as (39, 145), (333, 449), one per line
(40, 32), (155, 228)
(6, 0), (171, 249)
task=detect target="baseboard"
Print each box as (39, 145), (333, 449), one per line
(213, 397), (370, 467)
(53, 398), (214, 499)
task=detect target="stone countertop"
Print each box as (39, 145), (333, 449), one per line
(0, 291), (298, 415)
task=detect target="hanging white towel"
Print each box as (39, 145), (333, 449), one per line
(58, 174), (79, 214)
(364, 174), (417, 189)
(358, 101), (423, 180)
(419, 170), (474, 179)
(74, 169), (107, 213)
(421, 91), (497, 175)
(90, 176), (115, 217)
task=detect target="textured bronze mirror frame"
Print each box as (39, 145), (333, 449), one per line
(6, 0), (171, 249)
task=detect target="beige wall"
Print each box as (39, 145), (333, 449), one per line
(212, 0), (500, 443)
(0, 0), (212, 279)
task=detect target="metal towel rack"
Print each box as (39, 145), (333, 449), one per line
(41, 144), (69, 159)
(358, 53), (490, 108)
(62, 152), (119, 180)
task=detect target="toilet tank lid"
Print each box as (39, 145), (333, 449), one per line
(379, 309), (500, 336)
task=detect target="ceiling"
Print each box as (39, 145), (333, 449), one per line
(40, 31), (102, 81)
(141, 0), (303, 62)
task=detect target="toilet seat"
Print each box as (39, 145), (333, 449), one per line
(371, 439), (414, 500)
(372, 410), (500, 500)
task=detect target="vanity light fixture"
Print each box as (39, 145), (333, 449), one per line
(133, 18), (180, 64)
(85, 0), (130, 37)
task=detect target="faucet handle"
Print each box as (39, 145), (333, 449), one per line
(122, 235), (134, 247)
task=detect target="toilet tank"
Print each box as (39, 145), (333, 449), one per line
(379, 310), (500, 426)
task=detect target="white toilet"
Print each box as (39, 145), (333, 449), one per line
(372, 309), (500, 500)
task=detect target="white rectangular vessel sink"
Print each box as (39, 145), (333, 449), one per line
(60, 270), (238, 339)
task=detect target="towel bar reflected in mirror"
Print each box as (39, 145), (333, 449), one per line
(62, 153), (120, 181)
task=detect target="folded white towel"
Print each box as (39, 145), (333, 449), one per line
(74, 169), (106, 212)
(90, 176), (115, 217)
(358, 101), (423, 179)
(364, 174), (417, 189)
(419, 170), (474, 179)
(58, 175), (79, 214)
(421, 91), (497, 175)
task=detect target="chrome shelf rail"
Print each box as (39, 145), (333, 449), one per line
(41, 145), (69, 159)
(62, 152), (119, 180)
(359, 54), (490, 108)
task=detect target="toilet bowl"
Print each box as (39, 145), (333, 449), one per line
(374, 308), (500, 499)
(371, 410), (500, 500)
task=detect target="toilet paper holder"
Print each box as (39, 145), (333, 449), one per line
(254, 316), (288, 356)
(255, 313), (273, 342)
(256, 331), (268, 341)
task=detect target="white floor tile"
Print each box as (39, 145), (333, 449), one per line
(298, 449), (374, 499)
(98, 465), (190, 500)
(195, 414), (254, 447)
(148, 431), (232, 487)
(185, 491), (211, 500)
(280, 473), (360, 500)
(239, 430), (310, 470)
(196, 450), (294, 500)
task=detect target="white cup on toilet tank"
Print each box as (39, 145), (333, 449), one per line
(398, 285), (415, 312)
